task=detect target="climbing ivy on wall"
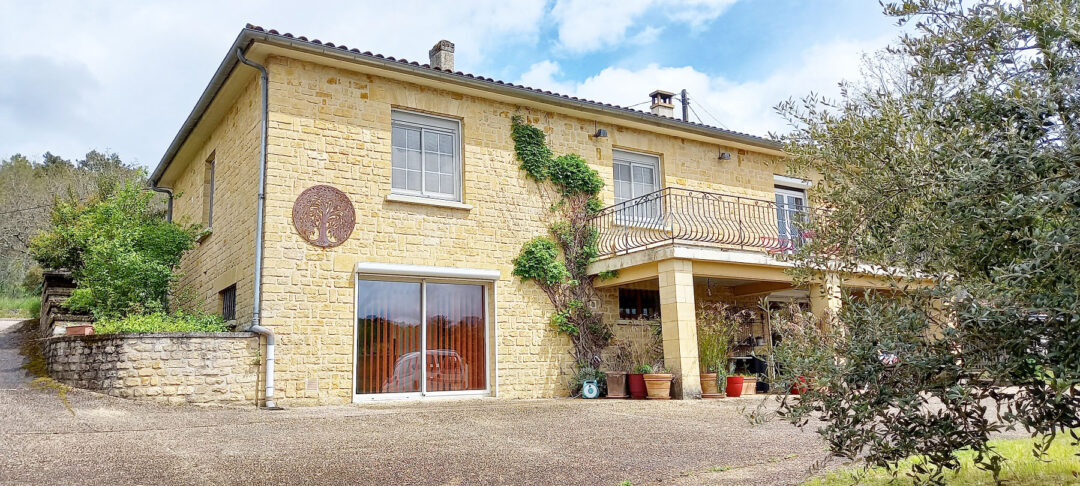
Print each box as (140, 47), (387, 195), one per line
(509, 115), (612, 376)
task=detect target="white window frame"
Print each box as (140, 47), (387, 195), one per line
(351, 263), (498, 402)
(613, 149), (663, 227)
(390, 110), (462, 202)
(774, 186), (808, 251)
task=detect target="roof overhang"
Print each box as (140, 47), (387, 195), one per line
(151, 27), (786, 187)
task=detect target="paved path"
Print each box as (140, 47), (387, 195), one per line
(0, 322), (840, 485)
(0, 319), (31, 389)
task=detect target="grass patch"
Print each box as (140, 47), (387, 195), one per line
(709, 466), (732, 472)
(0, 295), (39, 319)
(804, 435), (1080, 485)
(18, 326), (73, 414)
(94, 311), (228, 334)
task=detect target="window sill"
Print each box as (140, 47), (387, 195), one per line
(385, 193), (472, 211)
(197, 228), (212, 243)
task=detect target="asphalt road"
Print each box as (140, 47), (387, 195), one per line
(0, 319), (838, 485)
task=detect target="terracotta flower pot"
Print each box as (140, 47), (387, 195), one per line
(725, 376), (744, 397)
(643, 373), (673, 400)
(628, 373), (647, 399)
(606, 372), (628, 398)
(741, 376), (758, 396)
(700, 372), (722, 398)
(65, 324), (94, 336)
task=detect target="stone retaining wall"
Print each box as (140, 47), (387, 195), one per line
(43, 332), (261, 406)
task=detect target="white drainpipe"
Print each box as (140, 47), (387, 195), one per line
(236, 46), (277, 409)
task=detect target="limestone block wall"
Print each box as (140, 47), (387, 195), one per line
(169, 79), (262, 325)
(43, 333), (261, 406)
(250, 54), (798, 405)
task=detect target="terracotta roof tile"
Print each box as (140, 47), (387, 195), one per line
(242, 23), (773, 144)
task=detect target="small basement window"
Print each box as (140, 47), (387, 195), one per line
(220, 284), (236, 321)
(619, 288), (660, 320)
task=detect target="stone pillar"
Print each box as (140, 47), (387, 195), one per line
(657, 259), (700, 399)
(809, 273), (842, 330)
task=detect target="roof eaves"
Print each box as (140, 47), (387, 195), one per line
(151, 25), (782, 186)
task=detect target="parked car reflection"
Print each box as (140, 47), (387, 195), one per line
(382, 350), (469, 393)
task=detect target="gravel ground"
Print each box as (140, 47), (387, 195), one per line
(0, 319), (841, 485)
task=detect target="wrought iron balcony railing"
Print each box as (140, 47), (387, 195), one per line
(588, 187), (820, 258)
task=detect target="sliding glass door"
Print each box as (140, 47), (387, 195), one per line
(355, 278), (487, 397)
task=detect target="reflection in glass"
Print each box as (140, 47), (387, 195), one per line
(356, 280), (421, 394)
(426, 283), (486, 392)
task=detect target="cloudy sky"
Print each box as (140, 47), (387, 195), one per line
(0, 0), (900, 169)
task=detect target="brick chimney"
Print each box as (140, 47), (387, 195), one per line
(649, 90), (675, 117)
(428, 40), (455, 71)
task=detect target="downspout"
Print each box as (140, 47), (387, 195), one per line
(151, 187), (174, 222)
(236, 46), (277, 409)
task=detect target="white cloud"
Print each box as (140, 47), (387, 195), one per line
(549, 0), (737, 53)
(0, 0), (547, 167)
(516, 37), (891, 138)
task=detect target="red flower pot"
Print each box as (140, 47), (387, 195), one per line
(790, 376), (810, 395)
(628, 373), (647, 399)
(725, 376), (744, 398)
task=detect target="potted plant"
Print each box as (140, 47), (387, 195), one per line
(629, 363), (650, 399)
(725, 374), (744, 397)
(641, 364), (674, 400)
(696, 303), (743, 398)
(605, 342), (631, 399)
(741, 373), (758, 396)
(626, 320), (663, 400)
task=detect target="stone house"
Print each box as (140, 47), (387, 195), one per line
(150, 25), (879, 407)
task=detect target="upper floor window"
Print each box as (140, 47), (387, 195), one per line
(613, 149), (660, 204)
(203, 153), (216, 229)
(391, 110), (461, 201)
(775, 186), (807, 248)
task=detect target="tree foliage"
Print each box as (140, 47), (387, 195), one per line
(30, 183), (198, 319)
(509, 115), (611, 377)
(0, 150), (144, 297)
(775, 1), (1080, 483)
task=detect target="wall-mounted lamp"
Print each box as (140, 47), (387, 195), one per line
(719, 151), (732, 160)
(592, 121), (608, 139)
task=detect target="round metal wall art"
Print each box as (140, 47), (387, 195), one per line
(292, 185), (355, 248)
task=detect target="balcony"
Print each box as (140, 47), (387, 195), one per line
(588, 187), (819, 259)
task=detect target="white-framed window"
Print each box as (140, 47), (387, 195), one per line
(775, 186), (807, 248)
(613, 149), (662, 223)
(391, 110), (461, 201)
(613, 149), (660, 204)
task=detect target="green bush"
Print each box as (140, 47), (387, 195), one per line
(512, 237), (568, 286)
(94, 311), (228, 334)
(30, 182), (198, 318)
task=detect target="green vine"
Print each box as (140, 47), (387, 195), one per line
(509, 115), (611, 376)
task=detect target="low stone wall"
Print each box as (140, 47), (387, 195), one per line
(43, 332), (261, 406)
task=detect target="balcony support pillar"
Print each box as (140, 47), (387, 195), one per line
(657, 259), (701, 399)
(809, 273), (843, 331)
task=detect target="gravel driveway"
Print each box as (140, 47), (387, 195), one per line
(0, 320), (839, 485)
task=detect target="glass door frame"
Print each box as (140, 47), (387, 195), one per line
(352, 273), (491, 402)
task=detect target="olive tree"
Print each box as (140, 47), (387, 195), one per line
(774, 1), (1080, 483)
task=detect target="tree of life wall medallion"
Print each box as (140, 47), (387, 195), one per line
(292, 185), (355, 248)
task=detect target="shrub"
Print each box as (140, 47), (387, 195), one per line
(30, 182), (198, 318)
(94, 311), (228, 334)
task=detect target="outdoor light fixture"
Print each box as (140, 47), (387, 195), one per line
(719, 151), (732, 160)
(593, 121), (608, 139)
